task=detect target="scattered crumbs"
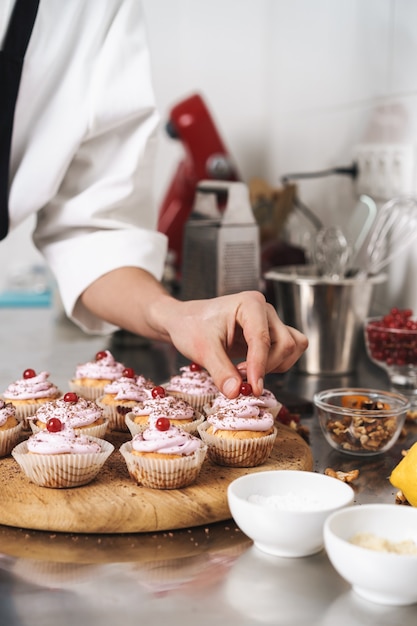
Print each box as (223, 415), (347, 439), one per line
(194, 542), (199, 547)
(224, 526), (230, 531)
(97, 538), (102, 544)
(152, 534), (158, 539)
(187, 529), (192, 534)
(24, 534), (30, 540)
(71, 536), (79, 542)
(49, 534), (56, 539)
(156, 545), (162, 550)
(168, 532), (173, 537)
(204, 528), (210, 535)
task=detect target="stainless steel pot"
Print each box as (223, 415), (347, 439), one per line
(265, 265), (386, 375)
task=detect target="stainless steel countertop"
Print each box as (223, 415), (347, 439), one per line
(0, 307), (416, 625)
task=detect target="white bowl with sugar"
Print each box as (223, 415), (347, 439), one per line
(227, 470), (354, 558)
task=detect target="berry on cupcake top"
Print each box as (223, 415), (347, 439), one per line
(3, 370), (60, 400)
(27, 419), (101, 455)
(33, 393), (104, 429)
(165, 364), (218, 395)
(131, 416), (202, 455)
(74, 350), (126, 381)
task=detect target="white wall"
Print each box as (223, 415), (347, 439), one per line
(142, 0), (417, 313)
(2, 0), (417, 312)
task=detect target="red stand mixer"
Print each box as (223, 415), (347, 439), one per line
(157, 93), (240, 271)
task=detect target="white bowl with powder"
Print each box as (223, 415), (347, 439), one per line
(227, 470), (354, 558)
(324, 503), (417, 606)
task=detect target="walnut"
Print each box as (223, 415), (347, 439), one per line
(395, 490), (410, 505)
(324, 468), (359, 483)
(323, 404), (398, 452)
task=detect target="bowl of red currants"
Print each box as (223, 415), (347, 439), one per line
(364, 308), (417, 406)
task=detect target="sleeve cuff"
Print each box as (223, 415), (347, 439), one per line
(41, 228), (167, 334)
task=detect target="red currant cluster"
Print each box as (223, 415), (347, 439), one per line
(365, 308), (417, 367)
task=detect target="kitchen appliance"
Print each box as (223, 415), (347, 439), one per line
(157, 93), (239, 270)
(181, 180), (260, 301)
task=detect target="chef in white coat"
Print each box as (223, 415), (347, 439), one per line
(0, 0), (307, 398)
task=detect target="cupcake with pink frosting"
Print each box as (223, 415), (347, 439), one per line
(1, 369), (61, 427)
(95, 368), (155, 431)
(198, 382), (277, 467)
(204, 384), (282, 419)
(120, 415), (207, 489)
(69, 350), (126, 400)
(29, 392), (108, 439)
(164, 363), (219, 411)
(125, 385), (205, 436)
(0, 399), (24, 457)
(12, 419), (114, 488)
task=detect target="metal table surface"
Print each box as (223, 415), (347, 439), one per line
(0, 307), (416, 626)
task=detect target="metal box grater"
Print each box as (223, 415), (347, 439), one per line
(180, 181), (260, 300)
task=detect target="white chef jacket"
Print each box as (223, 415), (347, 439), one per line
(0, 0), (167, 334)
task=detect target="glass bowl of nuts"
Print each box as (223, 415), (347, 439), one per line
(364, 308), (417, 407)
(314, 388), (410, 456)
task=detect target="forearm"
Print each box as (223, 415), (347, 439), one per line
(80, 267), (177, 342)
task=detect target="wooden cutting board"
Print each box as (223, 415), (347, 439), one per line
(0, 424), (313, 534)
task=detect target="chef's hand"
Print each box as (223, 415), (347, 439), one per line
(80, 268), (308, 397)
(161, 290), (308, 398)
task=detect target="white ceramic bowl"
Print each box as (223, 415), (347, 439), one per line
(324, 504), (417, 606)
(227, 470), (354, 558)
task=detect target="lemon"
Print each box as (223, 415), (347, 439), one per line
(389, 442), (417, 506)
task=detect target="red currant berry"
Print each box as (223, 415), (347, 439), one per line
(95, 351), (107, 361)
(122, 367), (135, 378)
(63, 392), (78, 403)
(152, 386), (166, 398)
(240, 382), (253, 396)
(46, 417), (62, 433)
(23, 369), (36, 379)
(155, 417), (170, 431)
(189, 363), (202, 372)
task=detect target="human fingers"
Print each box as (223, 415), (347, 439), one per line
(242, 303), (308, 392)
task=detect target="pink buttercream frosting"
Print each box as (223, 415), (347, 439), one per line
(34, 397), (104, 429)
(27, 424), (101, 455)
(131, 395), (195, 421)
(131, 417), (202, 455)
(207, 397), (274, 433)
(3, 371), (59, 401)
(74, 351), (125, 381)
(209, 389), (280, 413)
(103, 375), (154, 402)
(165, 365), (218, 396)
(0, 399), (16, 426)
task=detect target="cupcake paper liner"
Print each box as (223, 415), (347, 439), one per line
(28, 419), (109, 440)
(68, 380), (107, 402)
(0, 420), (24, 457)
(124, 412), (205, 437)
(197, 422), (277, 468)
(11, 437), (114, 488)
(119, 441), (207, 490)
(95, 396), (137, 432)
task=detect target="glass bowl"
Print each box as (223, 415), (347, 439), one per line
(364, 313), (417, 407)
(314, 387), (410, 456)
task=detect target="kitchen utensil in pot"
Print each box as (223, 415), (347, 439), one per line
(313, 226), (351, 279)
(350, 196), (417, 276)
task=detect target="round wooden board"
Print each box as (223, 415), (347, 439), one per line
(0, 424), (313, 534)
